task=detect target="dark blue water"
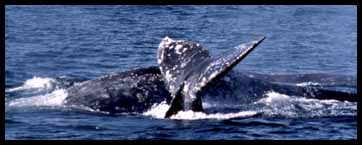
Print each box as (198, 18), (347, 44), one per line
(5, 5), (357, 140)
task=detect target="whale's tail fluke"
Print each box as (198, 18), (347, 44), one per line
(157, 36), (265, 118)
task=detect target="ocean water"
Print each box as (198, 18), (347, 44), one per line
(5, 5), (357, 140)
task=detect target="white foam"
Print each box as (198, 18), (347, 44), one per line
(255, 91), (357, 117)
(170, 110), (257, 120)
(256, 91), (291, 104)
(296, 82), (320, 87)
(6, 77), (57, 92)
(143, 101), (257, 120)
(257, 91), (343, 105)
(143, 101), (170, 118)
(8, 89), (68, 107)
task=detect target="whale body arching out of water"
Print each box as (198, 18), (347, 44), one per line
(64, 37), (356, 118)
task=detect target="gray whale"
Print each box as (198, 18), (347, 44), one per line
(64, 37), (356, 118)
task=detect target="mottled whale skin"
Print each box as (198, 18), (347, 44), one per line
(64, 37), (356, 117)
(65, 66), (172, 113)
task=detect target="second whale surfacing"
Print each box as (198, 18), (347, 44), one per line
(64, 37), (356, 118)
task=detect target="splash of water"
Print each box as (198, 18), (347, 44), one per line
(143, 101), (170, 118)
(255, 91), (357, 117)
(170, 110), (258, 120)
(256, 91), (291, 104)
(296, 82), (321, 87)
(143, 101), (258, 120)
(6, 77), (57, 92)
(8, 89), (68, 107)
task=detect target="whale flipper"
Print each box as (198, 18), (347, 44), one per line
(157, 36), (265, 118)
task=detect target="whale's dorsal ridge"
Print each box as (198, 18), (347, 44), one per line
(157, 36), (266, 118)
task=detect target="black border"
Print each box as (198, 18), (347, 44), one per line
(3, 0), (360, 143)
(3, 0), (360, 5)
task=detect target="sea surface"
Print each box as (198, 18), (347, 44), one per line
(5, 5), (357, 140)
